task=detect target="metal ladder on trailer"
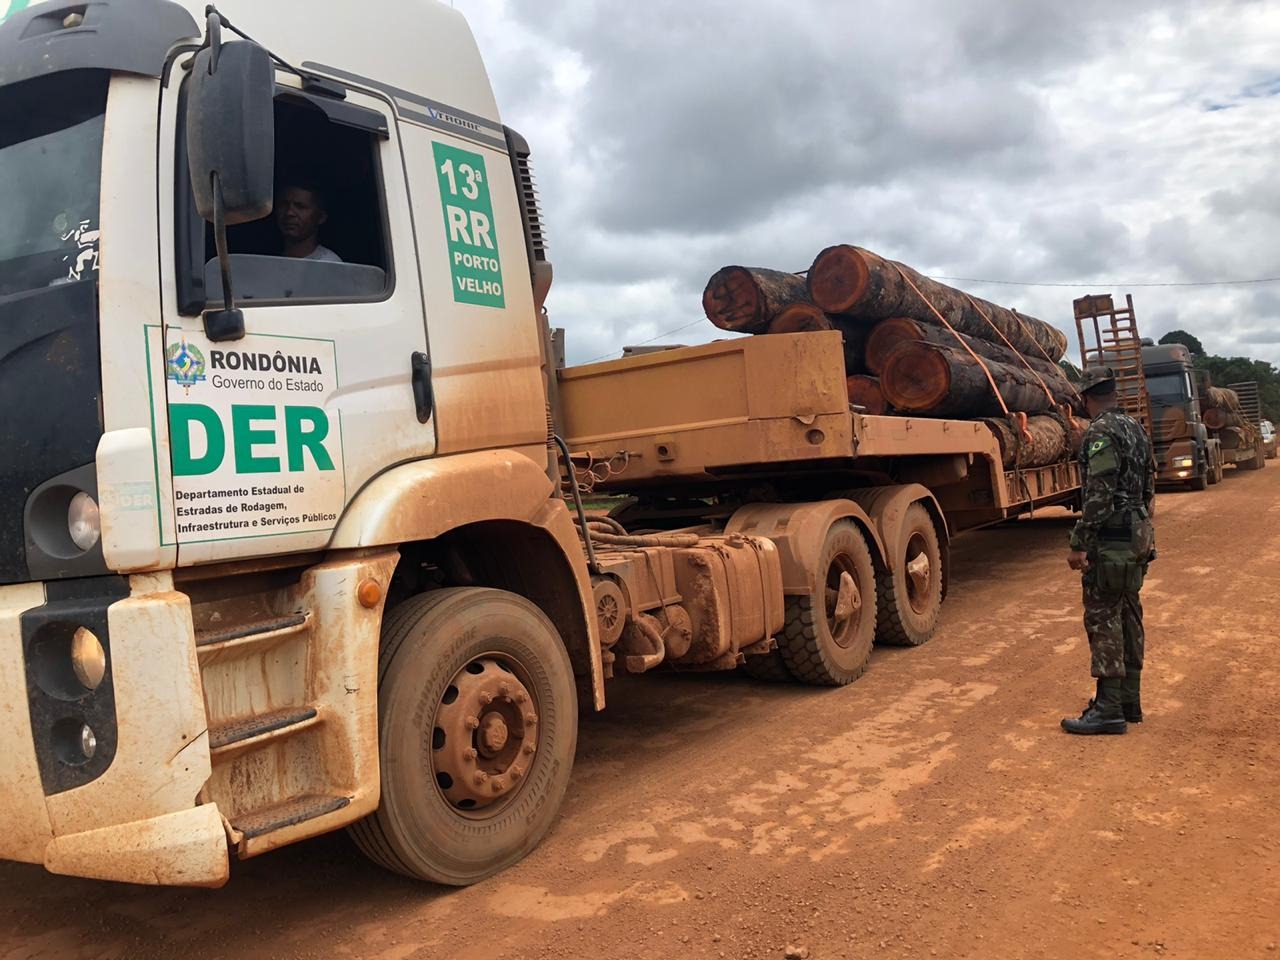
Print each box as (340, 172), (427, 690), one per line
(1072, 293), (1152, 435)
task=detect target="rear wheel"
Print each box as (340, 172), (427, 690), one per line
(875, 503), (944, 646)
(348, 588), (577, 885)
(774, 520), (877, 686)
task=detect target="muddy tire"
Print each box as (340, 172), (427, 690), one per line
(740, 649), (796, 682)
(774, 520), (877, 686)
(875, 503), (944, 647)
(1189, 466), (1209, 491)
(348, 588), (577, 885)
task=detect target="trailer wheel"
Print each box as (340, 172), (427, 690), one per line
(348, 588), (577, 885)
(774, 520), (876, 686)
(874, 503), (944, 647)
(1206, 456), (1220, 485)
(1213, 455), (1225, 484)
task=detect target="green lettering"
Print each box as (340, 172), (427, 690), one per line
(284, 406), (334, 472)
(231, 404), (280, 473)
(170, 404), (225, 476)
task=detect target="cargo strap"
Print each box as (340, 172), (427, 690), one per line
(890, 264), (1018, 427)
(962, 293), (1056, 408)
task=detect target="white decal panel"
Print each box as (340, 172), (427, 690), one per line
(149, 327), (345, 549)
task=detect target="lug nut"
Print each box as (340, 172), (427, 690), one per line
(500, 683), (511, 698)
(480, 692), (494, 706)
(491, 779), (505, 793)
(522, 743), (536, 755)
(514, 691), (527, 704)
(510, 769), (522, 781)
(524, 713), (537, 725)
(474, 771), (488, 785)
(464, 747), (478, 761)
(465, 716), (480, 730)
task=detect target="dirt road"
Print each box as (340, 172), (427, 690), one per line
(3, 467), (1279, 960)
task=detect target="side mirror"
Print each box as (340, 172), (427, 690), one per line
(186, 12), (274, 340)
(187, 37), (274, 224)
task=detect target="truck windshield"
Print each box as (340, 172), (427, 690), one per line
(0, 70), (109, 299)
(1146, 372), (1191, 402)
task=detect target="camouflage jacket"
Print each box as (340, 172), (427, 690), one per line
(1069, 408), (1156, 553)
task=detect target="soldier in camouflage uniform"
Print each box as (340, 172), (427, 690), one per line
(1063, 367), (1156, 735)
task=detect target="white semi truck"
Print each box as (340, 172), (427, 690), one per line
(0, 0), (1082, 887)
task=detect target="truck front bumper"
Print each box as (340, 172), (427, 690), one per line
(0, 576), (228, 887)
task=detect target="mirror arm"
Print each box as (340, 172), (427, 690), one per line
(203, 174), (245, 342)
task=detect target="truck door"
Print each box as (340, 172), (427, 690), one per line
(156, 76), (433, 566)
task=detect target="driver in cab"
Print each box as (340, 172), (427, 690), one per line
(275, 182), (342, 263)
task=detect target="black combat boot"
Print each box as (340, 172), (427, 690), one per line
(1120, 670), (1142, 724)
(1061, 678), (1127, 735)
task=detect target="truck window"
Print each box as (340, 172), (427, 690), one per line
(175, 82), (393, 312)
(0, 70), (108, 299)
(1145, 372), (1191, 402)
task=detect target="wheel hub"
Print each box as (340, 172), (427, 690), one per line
(824, 558), (862, 648)
(904, 532), (934, 614)
(432, 658), (538, 811)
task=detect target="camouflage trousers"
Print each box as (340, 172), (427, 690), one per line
(1082, 572), (1144, 678)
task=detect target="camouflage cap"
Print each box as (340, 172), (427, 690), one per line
(1079, 366), (1117, 395)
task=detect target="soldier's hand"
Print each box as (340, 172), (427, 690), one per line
(1067, 550), (1090, 571)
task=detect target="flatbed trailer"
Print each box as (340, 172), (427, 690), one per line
(561, 331), (1081, 533)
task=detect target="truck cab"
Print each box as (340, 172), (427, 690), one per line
(1141, 343), (1216, 489)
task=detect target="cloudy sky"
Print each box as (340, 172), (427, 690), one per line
(458, 0), (1280, 366)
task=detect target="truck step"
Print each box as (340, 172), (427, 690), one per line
(196, 613), (308, 649)
(231, 793), (351, 840)
(209, 706), (319, 750)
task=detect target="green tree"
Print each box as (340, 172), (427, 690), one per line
(1158, 330), (1205, 356)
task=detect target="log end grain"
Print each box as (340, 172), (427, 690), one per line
(880, 341), (952, 412)
(768, 303), (834, 335)
(703, 265), (767, 333)
(808, 245), (871, 315)
(864, 316), (925, 376)
(846, 375), (888, 416)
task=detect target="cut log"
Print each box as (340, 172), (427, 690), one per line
(846, 375), (888, 415)
(1200, 386), (1251, 431)
(703, 266), (810, 334)
(766, 304), (867, 374)
(881, 341), (1058, 418)
(807, 245), (1069, 361)
(865, 315), (1071, 391)
(983, 415), (1070, 469)
(767, 303), (832, 334)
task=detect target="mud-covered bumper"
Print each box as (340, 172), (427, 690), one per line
(0, 576), (228, 887)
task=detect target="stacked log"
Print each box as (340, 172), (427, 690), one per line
(1200, 386), (1249, 431)
(807, 244), (1068, 361)
(880, 341), (1065, 418)
(702, 267), (810, 334)
(984, 416), (1067, 469)
(698, 249), (1081, 475)
(846, 375), (888, 415)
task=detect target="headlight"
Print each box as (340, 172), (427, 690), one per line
(67, 492), (101, 552)
(1173, 456), (1194, 468)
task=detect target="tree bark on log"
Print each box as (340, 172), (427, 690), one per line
(983, 415), (1070, 469)
(846, 375), (888, 415)
(881, 341), (1059, 418)
(807, 245), (1068, 362)
(703, 266), (810, 334)
(1200, 386), (1251, 431)
(865, 315), (1071, 390)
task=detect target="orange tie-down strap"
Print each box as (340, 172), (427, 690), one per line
(890, 263), (1033, 445)
(961, 292), (1056, 408)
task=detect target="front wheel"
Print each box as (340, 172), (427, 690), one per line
(1189, 466), (1209, 491)
(774, 520), (877, 686)
(348, 588), (578, 885)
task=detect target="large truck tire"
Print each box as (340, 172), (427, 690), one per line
(349, 588), (577, 885)
(875, 503), (944, 646)
(740, 649), (796, 682)
(775, 520), (877, 686)
(1189, 465), (1209, 491)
